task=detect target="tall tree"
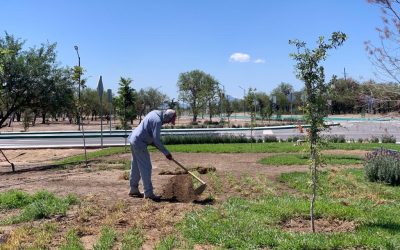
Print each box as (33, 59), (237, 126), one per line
(271, 82), (294, 113)
(135, 87), (167, 123)
(290, 31), (346, 232)
(116, 77), (137, 127)
(328, 76), (360, 114)
(177, 70), (215, 122)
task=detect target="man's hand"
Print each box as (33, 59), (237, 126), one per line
(166, 153), (173, 160)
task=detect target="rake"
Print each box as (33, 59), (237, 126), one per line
(171, 159), (207, 195)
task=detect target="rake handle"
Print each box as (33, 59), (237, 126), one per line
(171, 159), (206, 185)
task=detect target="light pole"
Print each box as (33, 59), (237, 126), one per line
(238, 85), (246, 116)
(74, 45), (88, 167)
(218, 83), (225, 119)
(74, 45), (81, 131)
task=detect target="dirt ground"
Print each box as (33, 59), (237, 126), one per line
(0, 148), (366, 249)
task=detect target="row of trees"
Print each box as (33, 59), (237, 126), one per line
(1, 30), (400, 130)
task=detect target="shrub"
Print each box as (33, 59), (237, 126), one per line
(364, 148), (400, 185)
(263, 135), (278, 143)
(369, 136), (379, 143)
(322, 135), (346, 143)
(381, 134), (396, 143)
(161, 134), (252, 144)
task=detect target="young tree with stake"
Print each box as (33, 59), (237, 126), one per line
(289, 32), (347, 232)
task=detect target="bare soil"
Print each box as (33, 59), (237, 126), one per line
(0, 149), (366, 249)
(282, 217), (356, 233)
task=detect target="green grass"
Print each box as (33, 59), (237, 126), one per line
(121, 227), (145, 250)
(53, 142), (400, 166)
(154, 235), (179, 250)
(59, 229), (85, 250)
(0, 190), (79, 225)
(179, 168), (400, 249)
(54, 147), (130, 165)
(93, 226), (117, 250)
(260, 153), (363, 165)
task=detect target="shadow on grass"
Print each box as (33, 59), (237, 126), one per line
(362, 221), (400, 233)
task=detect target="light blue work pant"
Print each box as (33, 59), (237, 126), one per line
(130, 143), (153, 196)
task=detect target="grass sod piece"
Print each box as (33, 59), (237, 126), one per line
(260, 153), (363, 166)
(59, 229), (85, 250)
(121, 227), (145, 250)
(0, 190), (79, 225)
(0, 189), (32, 209)
(154, 235), (179, 250)
(93, 226), (117, 250)
(179, 168), (400, 249)
(1, 223), (57, 249)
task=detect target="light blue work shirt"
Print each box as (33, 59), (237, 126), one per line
(128, 110), (170, 156)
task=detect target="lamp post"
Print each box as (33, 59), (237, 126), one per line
(238, 85), (246, 116)
(74, 45), (88, 167)
(74, 45), (81, 131)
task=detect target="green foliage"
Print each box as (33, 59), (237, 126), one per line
(0, 189), (32, 209)
(0, 33), (75, 127)
(59, 229), (85, 250)
(93, 226), (117, 250)
(116, 77), (137, 126)
(0, 190), (79, 225)
(121, 227), (145, 250)
(381, 134), (396, 143)
(364, 148), (400, 185)
(177, 70), (220, 122)
(322, 135), (346, 143)
(161, 134), (252, 144)
(290, 32), (347, 232)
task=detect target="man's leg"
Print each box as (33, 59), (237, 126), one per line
(129, 144), (142, 195)
(133, 145), (154, 197)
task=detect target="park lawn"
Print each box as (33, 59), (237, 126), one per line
(54, 142), (400, 166)
(259, 153), (363, 165)
(178, 168), (400, 249)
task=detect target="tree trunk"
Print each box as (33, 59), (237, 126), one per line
(16, 112), (21, 122)
(310, 133), (317, 233)
(41, 113), (46, 124)
(32, 113), (37, 126)
(8, 113), (15, 127)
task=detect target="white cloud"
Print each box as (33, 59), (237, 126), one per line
(254, 59), (266, 64)
(229, 52), (251, 63)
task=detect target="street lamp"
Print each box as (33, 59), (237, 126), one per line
(74, 45), (81, 131)
(238, 85), (246, 116)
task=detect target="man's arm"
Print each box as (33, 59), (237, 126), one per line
(151, 121), (171, 157)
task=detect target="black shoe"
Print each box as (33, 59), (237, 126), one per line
(144, 193), (162, 202)
(128, 191), (144, 198)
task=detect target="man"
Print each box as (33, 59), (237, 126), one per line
(127, 109), (176, 201)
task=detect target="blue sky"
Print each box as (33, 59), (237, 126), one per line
(1, 0), (384, 99)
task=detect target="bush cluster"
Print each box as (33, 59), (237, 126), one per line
(161, 135), (278, 144)
(321, 135), (346, 143)
(364, 148), (400, 185)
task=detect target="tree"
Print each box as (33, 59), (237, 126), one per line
(328, 76), (360, 114)
(177, 70), (216, 122)
(255, 92), (272, 122)
(202, 75), (220, 121)
(271, 82), (294, 113)
(366, 0), (400, 83)
(290, 31), (347, 232)
(116, 77), (137, 127)
(0, 33), (67, 127)
(135, 87), (167, 123)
